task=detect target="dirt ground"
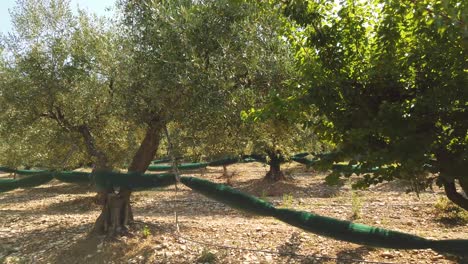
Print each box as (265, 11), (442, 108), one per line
(1, 163), (467, 264)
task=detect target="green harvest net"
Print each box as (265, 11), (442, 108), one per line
(150, 158), (172, 164)
(1, 162), (467, 256)
(274, 208), (431, 249)
(93, 171), (176, 191)
(0, 166), (17, 173)
(147, 163), (208, 171)
(180, 176), (468, 256)
(15, 169), (47, 175)
(0, 172), (54, 192)
(54, 171), (91, 183)
(291, 156), (316, 166)
(180, 176), (276, 216)
(208, 157), (240, 167)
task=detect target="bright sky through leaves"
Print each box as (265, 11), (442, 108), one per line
(0, 0), (115, 34)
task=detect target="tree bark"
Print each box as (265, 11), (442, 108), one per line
(93, 188), (131, 236)
(43, 110), (134, 235)
(458, 177), (468, 196)
(264, 150), (286, 181)
(76, 126), (117, 235)
(128, 121), (164, 172)
(436, 150), (468, 211)
(78, 125), (109, 169)
(223, 165), (234, 185)
(126, 120), (164, 222)
(76, 125), (111, 194)
(441, 178), (468, 211)
(92, 120), (164, 235)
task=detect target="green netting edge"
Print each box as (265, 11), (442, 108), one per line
(54, 171), (91, 183)
(93, 171), (176, 191)
(208, 157), (240, 167)
(179, 176), (468, 256)
(147, 163), (208, 171)
(179, 176), (275, 216)
(0, 166), (17, 173)
(0, 173), (54, 192)
(151, 158), (171, 164)
(1, 165), (466, 256)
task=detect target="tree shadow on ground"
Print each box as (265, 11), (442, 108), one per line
(132, 191), (248, 218)
(334, 246), (375, 263)
(0, 181), (92, 205)
(368, 179), (439, 194)
(274, 232), (373, 264)
(50, 220), (174, 264)
(178, 168), (210, 177)
(131, 174), (344, 218)
(233, 177), (343, 199)
(442, 253), (468, 264)
(282, 163), (321, 177)
(43, 196), (99, 213)
(275, 231), (303, 263)
(1, 195), (98, 217)
(299, 255), (362, 264)
(0, 222), (95, 263)
(434, 216), (468, 227)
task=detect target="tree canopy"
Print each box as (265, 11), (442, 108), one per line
(1, 0), (467, 235)
(0, 0), (136, 170)
(279, 0), (467, 208)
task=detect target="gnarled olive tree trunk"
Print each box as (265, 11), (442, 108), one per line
(92, 121), (164, 235)
(264, 149), (286, 182)
(440, 177), (468, 211)
(436, 151), (468, 211)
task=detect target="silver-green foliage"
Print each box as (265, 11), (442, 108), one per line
(0, 0), (138, 169)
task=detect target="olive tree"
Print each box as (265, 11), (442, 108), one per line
(166, 0), (325, 181)
(281, 0), (468, 209)
(0, 0), (150, 235)
(0, 0), (133, 169)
